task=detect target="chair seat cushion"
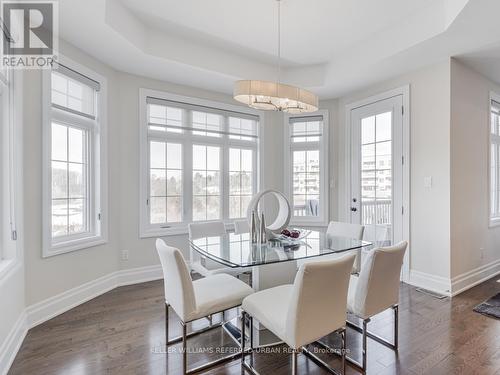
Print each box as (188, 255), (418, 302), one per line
(242, 285), (293, 343)
(190, 274), (254, 321)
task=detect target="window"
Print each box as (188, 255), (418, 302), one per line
(284, 111), (329, 226)
(490, 95), (500, 225)
(43, 60), (107, 256)
(0, 69), (18, 268)
(140, 90), (260, 237)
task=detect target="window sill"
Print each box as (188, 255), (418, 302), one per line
(140, 220), (244, 238)
(140, 226), (189, 238)
(43, 235), (107, 257)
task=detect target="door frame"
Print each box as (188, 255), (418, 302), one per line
(344, 85), (410, 281)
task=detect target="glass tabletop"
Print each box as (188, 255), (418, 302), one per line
(189, 230), (372, 268)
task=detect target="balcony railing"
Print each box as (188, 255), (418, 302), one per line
(294, 205), (307, 216)
(292, 199), (391, 229)
(293, 199), (319, 217)
(361, 199), (391, 225)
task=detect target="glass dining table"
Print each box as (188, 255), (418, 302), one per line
(189, 229), (373, 347)
(190, 229), (372, 270)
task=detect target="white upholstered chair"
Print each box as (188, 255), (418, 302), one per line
(241, 254), (356, 375)
(301, 221), (364, 273)
(188, 221), (245, 278)
(188, 221), (227, 240)
(155, 239), (253, 374)
(327, 221), (365, 240)
(233, 219), (250, 234)
(327, 221), (365, 273)
(363, 224), (390, 247)
(346, 241), (408, 372)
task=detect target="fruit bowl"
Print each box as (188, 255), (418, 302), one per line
(278, 228), (311, 241)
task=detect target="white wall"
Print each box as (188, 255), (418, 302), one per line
(21, 40), (285, 306)
(450, 58), (500, 293)
(322, 61), (453, 291)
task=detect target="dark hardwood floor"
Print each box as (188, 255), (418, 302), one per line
(8, 277), (500, 375)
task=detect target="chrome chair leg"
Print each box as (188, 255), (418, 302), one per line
(165, 307), (245, 375)
(249, 316), (254, 368)
(341, 328), (346, 375)
(394, 305), (399, 350)
(241, 311), (246, 374)
(182, 322), (187, 375)
(165, 303), (169, 349)
(346, 305), (400, 373)
(291, 349), (298, 375)
(362, 319), (368, 371)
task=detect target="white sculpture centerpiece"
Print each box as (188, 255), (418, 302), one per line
(246, 189), (291, 242)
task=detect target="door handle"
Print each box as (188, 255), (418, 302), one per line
(350, 207), (357, 212)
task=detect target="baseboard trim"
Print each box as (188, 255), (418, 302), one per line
(0, 311), (27, 375)
(407, 269), (452, 296)
(116, 264), (163, 287)
(407, 260), (500, 297)
(26, 264), (163, 328)
(451, 259), (500, 296)
(0, 264), (163, 375)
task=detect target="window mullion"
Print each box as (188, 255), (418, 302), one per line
(86, 128), (92, 234)
(183, 110), (193, 224)
(66, 126), (70, 235)
(221, 115), (229, 221)
(496, 143), (500, 216)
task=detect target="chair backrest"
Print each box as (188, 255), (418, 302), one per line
(233, 219), (250, 234)
(155, 239), (196, 322)
(363, 225), (389, 246)
(352, 241), (408, 318)
(188, 221), (226, 240)
(285, 253), (355, 349)
(327, 221), (365, 240)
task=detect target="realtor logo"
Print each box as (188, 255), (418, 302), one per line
(1, 0), (58, 68)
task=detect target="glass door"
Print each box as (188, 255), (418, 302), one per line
(350, 95), (404, 247)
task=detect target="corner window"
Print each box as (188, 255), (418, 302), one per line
(0, 69), (18, 268)
(43, 61), (107, 256)
(140, 91), (261, 237)
(490, 96), (500, 225)
(285, 111), (329, 226)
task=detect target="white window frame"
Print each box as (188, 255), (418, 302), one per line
(139, 89), (263, 237)
(42, 56), (108, 257)
(0, 67), (22, 278)
(489, 92), (500, 227)
(284, 109), (329, 227)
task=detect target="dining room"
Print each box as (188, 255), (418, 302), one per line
(3, 0), (500, 374)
